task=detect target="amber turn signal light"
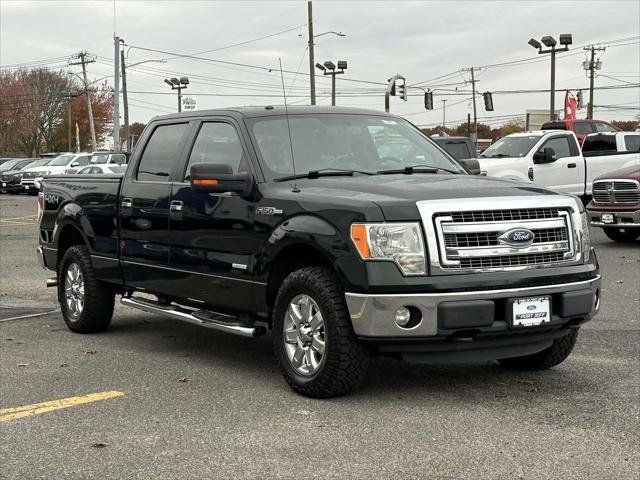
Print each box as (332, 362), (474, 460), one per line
(350, 224), (370, 259)
(192, 179), (219, 186)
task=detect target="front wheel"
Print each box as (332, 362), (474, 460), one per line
(58, 245), (115, 333)
(603, 227), (639, 243)
(272, 267), (370, 398)
(499, 329), (578, 370)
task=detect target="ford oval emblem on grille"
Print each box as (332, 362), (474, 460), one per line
(498, 228), (535, 247)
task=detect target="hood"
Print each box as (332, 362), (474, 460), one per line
(277, 173), (560, 220)
(1, 169), (24, 177)
(594, 164), (640, 181)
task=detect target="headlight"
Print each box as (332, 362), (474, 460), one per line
(351, 222), (426, 275)
(580, 211), (591, 262)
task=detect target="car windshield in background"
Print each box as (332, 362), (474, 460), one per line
(22, 158), (50, 169)
(248, 114), (465, 178)
(439, 142), (473, 160)
(90, 154), (109, 164)
(47, 154), (76, 166)
(479, 136), (540, 158)
(107, 165), (126, 173)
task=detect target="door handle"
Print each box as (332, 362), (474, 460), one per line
(170, 200), (184, 212)
(567, 163), (577, 168)
(121, 198), (133, 208)
(528, 167), (534, 181)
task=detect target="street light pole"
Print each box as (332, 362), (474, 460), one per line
(529, 34), (572, 121)
(316, 61), (347, 106)
(164, 77), (189, 112)
(442, 99), (447, 129)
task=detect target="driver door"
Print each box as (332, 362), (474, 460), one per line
(531, 134), (584, 195)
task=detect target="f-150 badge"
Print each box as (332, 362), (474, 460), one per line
(256, 206), (283, 216)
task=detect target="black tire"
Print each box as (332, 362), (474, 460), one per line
(499, 328), (579, 370)
(603, 227), (639, 243)
(58, 245), (115, 333)
(272, 266), (370, 398)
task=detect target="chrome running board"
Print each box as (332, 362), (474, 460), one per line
(121, 296), (262, 338)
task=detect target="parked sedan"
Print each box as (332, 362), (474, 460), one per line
(0, 158), (39, 193)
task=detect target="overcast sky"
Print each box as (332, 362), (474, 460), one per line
(1, 0), (639, 129)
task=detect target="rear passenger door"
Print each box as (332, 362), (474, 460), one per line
(168, 119), (261, 311)
(532, 134), (585, 195)
(119, 122), (190, 293)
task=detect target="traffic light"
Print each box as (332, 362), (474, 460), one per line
(424, 91), (433, 110)
(388, 78), (396, 96)
(483, 91), (494, 111)
(398, 80), (407, 101)
(576, 90), (584, 109)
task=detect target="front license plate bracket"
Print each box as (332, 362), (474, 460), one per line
(508, 296), (551, 328)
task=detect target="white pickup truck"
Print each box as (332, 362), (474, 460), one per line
(477, 130), (639, 197)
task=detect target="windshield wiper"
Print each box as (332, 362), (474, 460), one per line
(274, 168), (374, 182)
(377, 164), (461, 175)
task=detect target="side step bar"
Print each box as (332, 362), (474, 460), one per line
(121, 296), (263, 338)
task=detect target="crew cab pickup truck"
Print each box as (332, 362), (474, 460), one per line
(37, 107), (600, 398)
(477, 130), (637, 197)
(541, 118), (619, 145)
(586, 165), (640, 242)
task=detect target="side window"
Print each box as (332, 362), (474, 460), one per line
(185, 122), (244, 179)
(595, 122), (617, 133)
(76, 156), (90, 166)
(573, 122), (594, 135)
(623, 134), (640, 152)
(582, 135), (617, 155)
(137, 123), (188, 182)
(542, 136), (572, 159)
(111, 154), (126, 164)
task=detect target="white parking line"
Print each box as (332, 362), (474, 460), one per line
(0, 309), (60, 323)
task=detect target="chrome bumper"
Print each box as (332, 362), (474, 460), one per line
(588, 209), (640, 227)
(345, 276), (600, 338)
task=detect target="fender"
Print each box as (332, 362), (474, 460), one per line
(52, 201), (95, 254)
(256, 213), (368, 293)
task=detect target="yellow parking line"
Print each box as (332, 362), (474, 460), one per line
(0, 391), (124, 422)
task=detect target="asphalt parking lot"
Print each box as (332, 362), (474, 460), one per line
(1, 193), (638, 479)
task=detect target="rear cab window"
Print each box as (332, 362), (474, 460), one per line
(623, 134), (640, 152)
(137, 123), (189, 181)
(582, 135), (617, 156)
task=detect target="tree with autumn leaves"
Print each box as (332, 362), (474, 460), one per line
(0, 68), (113, 156)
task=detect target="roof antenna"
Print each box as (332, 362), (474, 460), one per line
(278, 57), (300, 193)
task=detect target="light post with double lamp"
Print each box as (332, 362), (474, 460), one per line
(528, 34), (572, 120)
(315, 61), (347, 106)
(164, 77), (189, 112)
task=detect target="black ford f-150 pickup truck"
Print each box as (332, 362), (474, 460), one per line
(37, 106), (600, 398)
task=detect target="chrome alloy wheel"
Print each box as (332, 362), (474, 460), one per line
(64, 262), (85, 320)
(283, 294), (326, 376)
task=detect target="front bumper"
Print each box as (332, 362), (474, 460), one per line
(587, 208), (640, 227)
(345, 275), (600, 339)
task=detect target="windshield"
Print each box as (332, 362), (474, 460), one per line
(248, 114), (465, 178)
(480, 136), (540, 158)
(48, 154), (76, 166)
(90, 154), (109, 164)
(22, 159), (50, 169)
(0, 159), (23, 171)
(437, 141), (473, 160)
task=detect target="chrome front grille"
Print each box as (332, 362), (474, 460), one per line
(417, 196), (585, 275)
(592, 180), (640, 204)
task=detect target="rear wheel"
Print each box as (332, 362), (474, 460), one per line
(603, 227), (639, 243)
(272, 267), (370, 398)
(58, 245), (115, 333)
(499, 329), (578, 370)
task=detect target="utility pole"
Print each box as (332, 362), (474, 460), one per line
(69, 52), (97, 151)
(67, 91), (72, 152)
(113, 36), (121, 152)
(463, 67), (478, 145)
(442, 99), (447, 129)
(584, 45), (605, 119)
(120, 49), (130, 152)
(307, 0), (316, 105)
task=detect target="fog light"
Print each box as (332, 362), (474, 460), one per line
(395, 306), (411, 327)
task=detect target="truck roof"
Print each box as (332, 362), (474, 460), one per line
(151, 105), (395, 121)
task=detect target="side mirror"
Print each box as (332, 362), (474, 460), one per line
(458, 158), (481, 175)
(190, 163), (253, 196)
(533, 147), (556, 164)
(70, 161), (80, 167)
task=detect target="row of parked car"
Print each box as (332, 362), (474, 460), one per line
(0, 152), (128, 194)
(434, 129), (639, 242)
